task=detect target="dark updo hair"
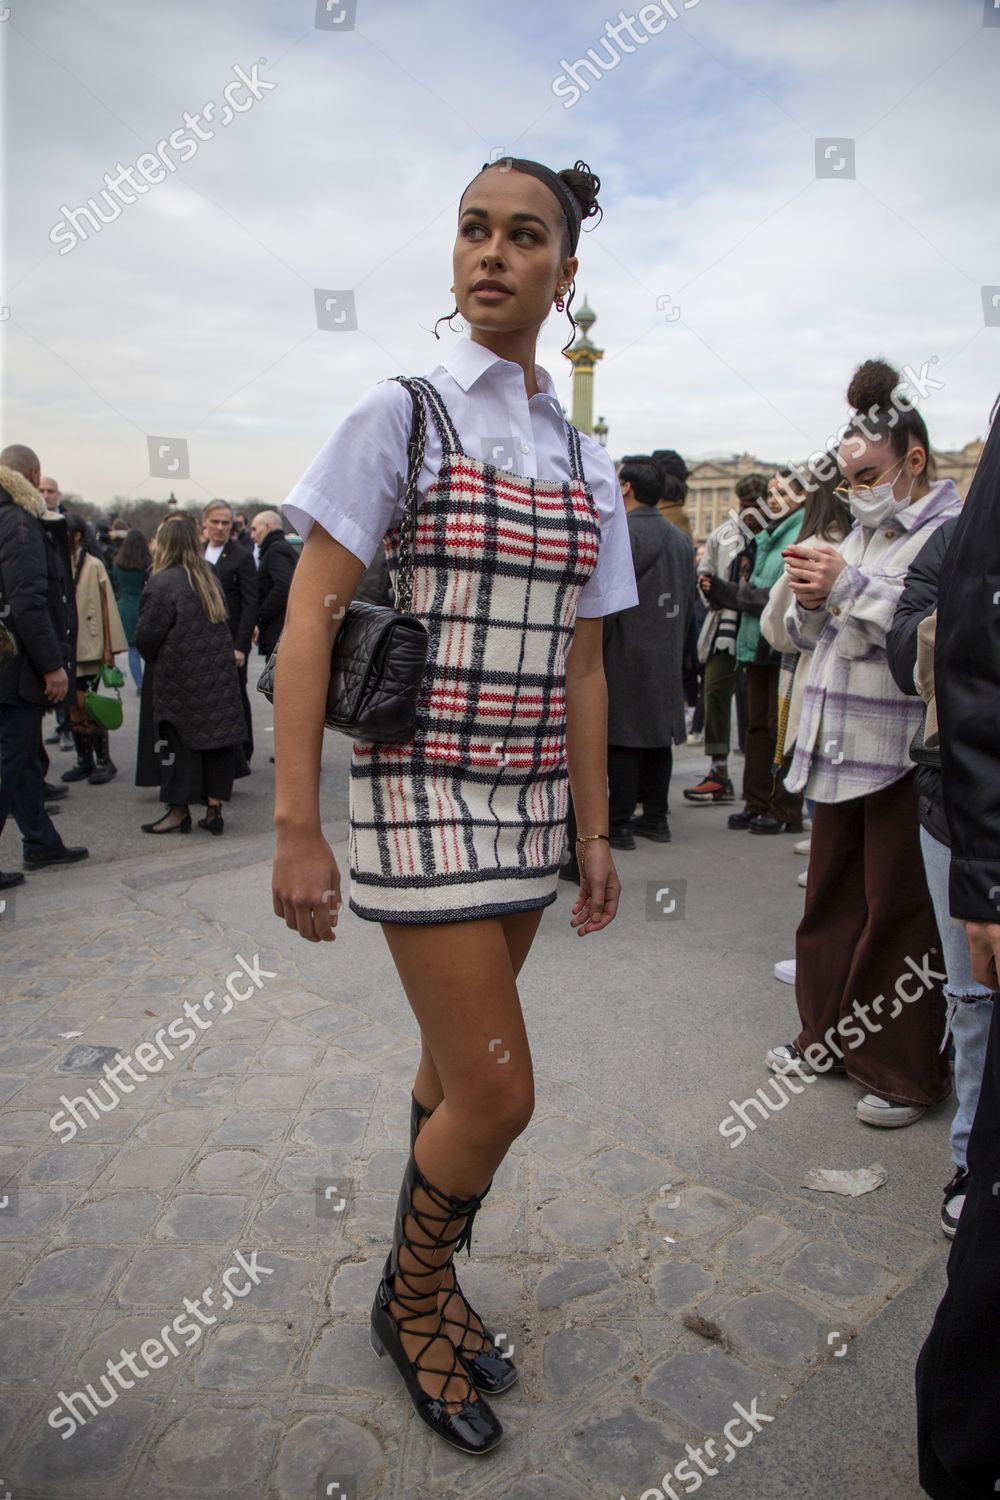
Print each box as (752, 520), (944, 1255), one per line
(618, 456), (662, 507)
(844, 357), (936, 481)
(556, 161), (603, 254)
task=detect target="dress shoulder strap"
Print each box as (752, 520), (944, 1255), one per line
(563, 417), (587, 485)
(395, 375), (465, 459)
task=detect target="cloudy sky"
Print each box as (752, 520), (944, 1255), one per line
(4, 0), (998, 508)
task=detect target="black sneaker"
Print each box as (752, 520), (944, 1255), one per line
(23, 843), (89, 870)
(941, 1167), (969, 1240)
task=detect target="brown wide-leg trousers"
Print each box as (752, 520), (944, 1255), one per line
(794, 770), (951, 1108)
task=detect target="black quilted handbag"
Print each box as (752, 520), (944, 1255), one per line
(256, 377), (430, 743)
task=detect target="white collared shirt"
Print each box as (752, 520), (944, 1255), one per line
(281, 338), (638, 617)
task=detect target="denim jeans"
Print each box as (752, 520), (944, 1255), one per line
(919, 825), (995, 1168)
(127, 645), (143, 689)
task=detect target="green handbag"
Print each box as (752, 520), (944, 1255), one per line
(83, 680), (123, 731)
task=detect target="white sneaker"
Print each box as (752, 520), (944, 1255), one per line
(766, 1042), (814, 1075)
(686, 732), (704, 746)
(856, 1094), (926, 1128)
(774, 959), (796, 985)
(793, 838), (811, 856)
(797, 870), (808, 888)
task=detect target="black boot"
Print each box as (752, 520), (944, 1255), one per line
(61, 733), (95, 782)
(370, 1149), (504, 1455)
(88, 731), (117, 785)
(408, 1094), (516, 1395)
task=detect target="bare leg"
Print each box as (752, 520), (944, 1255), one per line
(380, 913), (538, 1403)
(413, 908), (542, 1110)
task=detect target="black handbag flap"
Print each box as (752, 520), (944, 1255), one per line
(330, 601), (426, 722)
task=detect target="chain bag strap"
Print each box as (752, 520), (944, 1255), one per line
(256, 378), (431, 743)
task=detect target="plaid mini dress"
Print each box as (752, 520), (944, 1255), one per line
(348, 376), (602, 924)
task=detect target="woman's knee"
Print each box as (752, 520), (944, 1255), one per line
(451, 1075), (535, 1145)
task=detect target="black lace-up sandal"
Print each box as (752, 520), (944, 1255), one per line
(409, 1094), (518, 1394)
(370, 1148), (504, 1455)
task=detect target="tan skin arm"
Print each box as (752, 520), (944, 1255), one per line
(271, 525), (365, 943)
(564, 614), (620, 935)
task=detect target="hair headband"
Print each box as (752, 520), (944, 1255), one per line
(468, 157), (584, 254)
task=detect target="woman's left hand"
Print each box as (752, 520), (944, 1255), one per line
(785, 545), (846, 600)
(570, 842), (621, 935)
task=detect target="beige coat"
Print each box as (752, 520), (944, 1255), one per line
(75, 552), (128, 671)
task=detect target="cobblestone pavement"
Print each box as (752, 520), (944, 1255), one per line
(0, 734), (948, 1499)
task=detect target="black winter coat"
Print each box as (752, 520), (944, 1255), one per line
(885, 518), (958, 849)
(0, 467), (75, 706)
(207, 542), (257, 655)
(135, 567), (247, 751)
(603, 505), (693, 747)
(256, 529), (298, 656)
(936, 419), (1000, 921)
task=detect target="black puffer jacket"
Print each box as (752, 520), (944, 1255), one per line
(0, 466), (74, 706)
(135, 566), (246, 750)
(885, 517), (958, 848)
(936, 418), (1000, 921)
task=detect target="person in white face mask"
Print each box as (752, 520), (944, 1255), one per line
(765, 357), (962, 1131)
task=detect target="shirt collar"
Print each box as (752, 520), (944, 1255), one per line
(438, 337), (563, 410)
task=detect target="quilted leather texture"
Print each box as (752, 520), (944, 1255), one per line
(257, 599), (428, 744)
(135, 569), (248, 751)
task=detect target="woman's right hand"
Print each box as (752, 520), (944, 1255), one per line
(272, 831), (341, 942)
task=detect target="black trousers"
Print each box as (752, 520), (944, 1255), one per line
(0, 702), (61, 856)
(916, 997), (1000, 1497)
(237, 658), (254, 762)
(608, 744), (673, 825)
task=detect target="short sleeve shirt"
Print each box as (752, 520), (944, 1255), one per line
(281, 338), (638, 618)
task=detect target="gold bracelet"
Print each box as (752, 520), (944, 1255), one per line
(575, 834), (609, 843)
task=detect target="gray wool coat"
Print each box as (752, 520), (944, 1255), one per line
(135, 566), (247, 751)
(603, 504), (694, 748)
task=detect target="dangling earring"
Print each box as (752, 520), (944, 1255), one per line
(555, 285), (566, 313)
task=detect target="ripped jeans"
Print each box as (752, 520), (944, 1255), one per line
(919, 826), (995, 1169)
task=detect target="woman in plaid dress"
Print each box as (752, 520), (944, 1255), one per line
(271, 158), (637, 1455)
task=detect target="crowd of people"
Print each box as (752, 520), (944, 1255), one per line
(0, 459), (299, 857)
(1, 336), (998, 1490)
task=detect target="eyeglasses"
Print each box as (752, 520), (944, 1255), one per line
(832, 453), (907, 502)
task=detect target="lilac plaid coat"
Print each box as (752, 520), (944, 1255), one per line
(784, 480), (962, 803)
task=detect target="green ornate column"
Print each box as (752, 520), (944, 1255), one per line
(565, 294), (604, 439)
